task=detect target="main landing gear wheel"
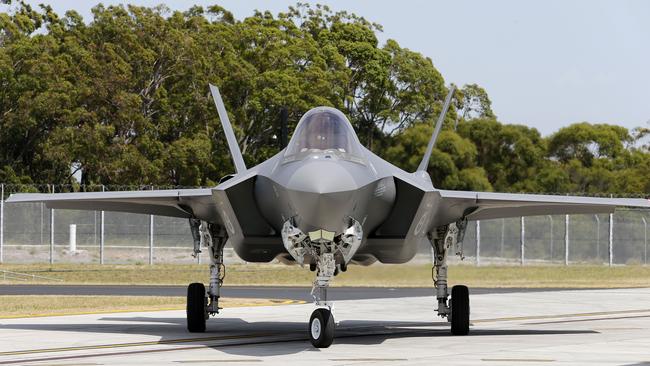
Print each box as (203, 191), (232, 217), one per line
(187, 282), (207, 333)
(309, 308), (335, 348)
(450, 285), (470, 335)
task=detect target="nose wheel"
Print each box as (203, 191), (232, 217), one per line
(309, 308), (335, 348)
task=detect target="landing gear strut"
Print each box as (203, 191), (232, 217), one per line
(281, 217), (363, 348)
(429, 220), (470, 336)
(187, 219), (227, 333)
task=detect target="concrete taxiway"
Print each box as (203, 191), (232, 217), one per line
(2, 288), (650, 365)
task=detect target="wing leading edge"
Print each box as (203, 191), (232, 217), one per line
(6, 188), (220, 222)
(431, 189), (650, 229)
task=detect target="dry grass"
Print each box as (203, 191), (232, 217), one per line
(0, 295), (278, 318)
(2, 263), (650, 288)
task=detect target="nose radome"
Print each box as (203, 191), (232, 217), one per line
(287, 160), (357, 194)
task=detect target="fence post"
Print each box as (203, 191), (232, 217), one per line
(548, 215), (553, 261)
(595, 215), (600, 261)
(475, 220), (480, 266)
(149, 186), (154, 265)
(100, 185), (105, 264)
(520, 217), (525, 265)
(149, 214), (154, 265)
(50, 208), (54, 265)
(40, 203), (44, 247)
(564, 214), (569, 266)
(642, 216), (647, 265)
(608, 213), (614, 267)
(69, 224), (77, 252)
(0, 183), (4, 264)
(500, 218), (505, 258)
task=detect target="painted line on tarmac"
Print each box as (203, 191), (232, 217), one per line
(4, 308), (649, 357)
(528, 314), (650, 325)
(472, 308), (650, 324)
(0, 333), (310, 365)
(3, 308), (650, 364)
(0, 333), (279, 357)
(0, 299), (304, 319)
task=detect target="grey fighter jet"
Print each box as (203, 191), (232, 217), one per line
(9, 84), (650, 347)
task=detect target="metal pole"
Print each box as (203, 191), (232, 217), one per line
(564, 214), (569, 266)
(0, 183), (4, 264)
(100, 185), (105, 265)
(500, 218), (505, 258)
(520, 217), (525, 265)
(149, 214), (154, 265)
(608, 212), (613, 267)
(642, 216), (647, 265)
(69, 224), (77, 252)
(548, 215), (553, 261)
(40, 202), (43, 246)
(149, 185), (154, 265)
(475, 220), (480, 266)
(50, 208), (54, 265)
(595, 215), (600, 262)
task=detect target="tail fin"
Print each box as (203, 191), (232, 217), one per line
(416, 85), (456, 172)
(209, 84), (247, 174)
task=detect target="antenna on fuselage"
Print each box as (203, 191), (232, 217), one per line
(416, 84), (456, 172)
(209, 84), (247, 174)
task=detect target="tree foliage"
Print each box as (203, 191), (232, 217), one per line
(0, 2), (648, 195)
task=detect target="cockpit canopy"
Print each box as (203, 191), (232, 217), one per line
(284, 107), (364, 162)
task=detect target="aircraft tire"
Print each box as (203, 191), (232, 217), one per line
(187, 282), (207, 333)
(450, 285), (470, 335)
(309, 308), (335, 348)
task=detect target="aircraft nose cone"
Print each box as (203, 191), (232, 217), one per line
(286, 159), (359, 233)
(287, 159), (357, 194)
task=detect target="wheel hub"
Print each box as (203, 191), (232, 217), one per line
(311, 317), (322, 339)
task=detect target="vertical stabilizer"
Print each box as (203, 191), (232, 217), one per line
(416, 85), (456, 172)
(209, 84), (247, 174)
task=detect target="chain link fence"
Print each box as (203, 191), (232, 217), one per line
(0, 184), (648, 265)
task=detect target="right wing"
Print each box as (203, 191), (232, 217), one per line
(6, 188), (220, 222)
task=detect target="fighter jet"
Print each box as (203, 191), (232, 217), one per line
(8, 84), (650, 348)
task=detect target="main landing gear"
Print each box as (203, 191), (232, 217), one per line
(429, 221), (470, 335)
(187, 219), (227, 333)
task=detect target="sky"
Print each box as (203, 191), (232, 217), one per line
(13, 0), (650, 136)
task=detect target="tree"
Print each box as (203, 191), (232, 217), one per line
(455, 83), (495, 121)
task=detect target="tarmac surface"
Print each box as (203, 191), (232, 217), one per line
(2, 287), (650, 365)
(0, 284), (572, 300)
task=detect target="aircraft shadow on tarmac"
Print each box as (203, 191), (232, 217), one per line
(0, 316), (598, 357)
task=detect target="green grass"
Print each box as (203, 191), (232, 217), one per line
(2, 263), (650, 288)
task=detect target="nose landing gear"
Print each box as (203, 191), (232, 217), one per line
(281, 218), (363, 348)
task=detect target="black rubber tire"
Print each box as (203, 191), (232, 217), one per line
(309, 308), (335, 348)
(450, 285), (470, 335)
(340, 262), (348, 272)
(309, 263), (317, 272)
(187, 282), (207, 333)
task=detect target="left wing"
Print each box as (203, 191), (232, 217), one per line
(429, 189), (650, 229)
